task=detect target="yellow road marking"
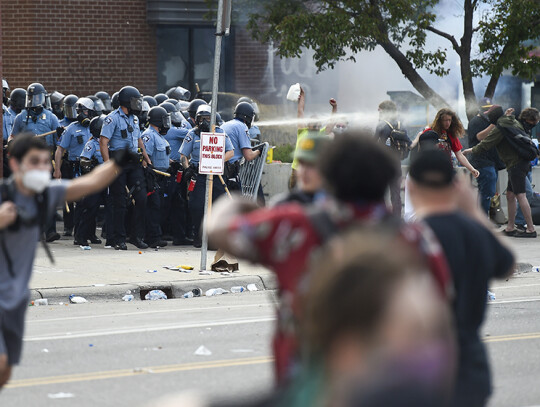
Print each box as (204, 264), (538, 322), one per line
(484, 331), (540, 343)
(5, 356), (273, 389)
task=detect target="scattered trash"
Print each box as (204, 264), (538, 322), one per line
(183, 288), (202, 298)
(247, 284), (258, 292)
(79, 245), (91, 250)
(122, 290), (134, 302)
(163, 265), (192, 273)
(48, 393), (75, 399)
(487, 290), (496, 301)
(183, 292), (194, 298)
(205, 288), (229, 297)
(199, 270), (214, 275)
(42, 348), (49, 353)
(138, 251), (142, 254)
(89, 344), (94, 347)
(34, 298), (48, 306)
(146, 269), (158, 273)
(231, 286), (246, 293)
(104, 245), (113, 249)
(211, 252), (239, 273)
(69, 295), (88, 304)
(533, 266), (540, 273)
(194, 345), (212, 356)
(145, 290), (167, 300)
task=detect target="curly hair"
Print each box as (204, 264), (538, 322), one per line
(430, 108), (465, 139)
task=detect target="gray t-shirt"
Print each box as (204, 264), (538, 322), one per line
(0, 180), (68, 310)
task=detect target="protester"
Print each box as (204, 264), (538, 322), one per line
(0, 133), (137, 388)
(464, 107), (540, 237)
(208, 131), (451, 384)
(408, 150), (515, 406)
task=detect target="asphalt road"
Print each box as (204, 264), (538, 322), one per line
(3, 275), (540, 407)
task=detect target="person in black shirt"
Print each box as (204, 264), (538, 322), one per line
(407, 150), (515, 407)
(467, 99), (505, 215)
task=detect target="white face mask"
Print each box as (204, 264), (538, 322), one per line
(22, 169), (51, 193)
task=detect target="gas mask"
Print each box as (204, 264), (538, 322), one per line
(77, 112), (91, 127)
(198, 118), (210, 133)
(29, 106), (44, 116)
(22, 169), (51, 193)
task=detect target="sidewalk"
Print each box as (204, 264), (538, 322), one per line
(29, 236), (276, 303)
(28, 232), (539, 303)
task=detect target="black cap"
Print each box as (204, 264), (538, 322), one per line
(409, 150), (455, 188)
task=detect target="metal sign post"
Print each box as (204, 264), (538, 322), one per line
(200, 0), (229, 272)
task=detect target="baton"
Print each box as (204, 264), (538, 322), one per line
(125, 186), (135, 205)
(65, 202), (70, 213)
(217, 175), (232, 199)
(35, 130), (57, 138)
(152, 168), (171, 177)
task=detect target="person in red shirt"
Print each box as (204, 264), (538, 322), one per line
(207, 132), (451, 385)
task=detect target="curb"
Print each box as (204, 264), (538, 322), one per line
(31, 273), (278, 304)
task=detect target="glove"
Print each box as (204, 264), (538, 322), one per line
(113, 148), (139, 169)
(169, 161), (181, 175)
(252, 143), (265, 153)
(56, 127), (65, 138)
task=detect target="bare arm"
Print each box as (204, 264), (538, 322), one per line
(225, 150), (234, 162)
(100, 136), (110, 162)
(325, 98), (339, 134)
(180, 154), (189, 169)
(53, 146), (65, 179)
(65, 160), (121, 202)
(241, 147), (260, 162)
(138, 138), (151, 166)
(476, 124), (495, 141)
(455, 150), (479, 178)
(297, 87), (305, 128)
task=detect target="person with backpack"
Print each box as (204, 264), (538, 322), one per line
(464, 107), (540, 237)
(375, 100), (411, 217)
(0, 133), (137, 388)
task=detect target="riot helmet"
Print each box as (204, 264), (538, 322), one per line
(95, 91), (112, 113)
(216, 112), (224, 126)
(237, 96), (260, 122)
(2, 79), (9, 105)
(165, 86), (191, 101)
(138, 101), (151, 131)
(148, 106), (172, 136)
(76, 97), (96, 127)
(63, 94), (79, 119)
(160, 101), (184, 127)
(26, 83), (47, 114)
(90, 114), (106, 139)
(87, 95), (105, 115)
(188, 99), (207, 119)
(154, 93), (168, 104)
(196, 104), (212, 133)
(165, 98), (180, 106)
(118, 86), (143, 115)
(143, 95), (157, 108)
(111, 92), (120, 110)
(9, 88), (26, 114)
(234, 102), (255, 129)
(50, 91), (66, 119)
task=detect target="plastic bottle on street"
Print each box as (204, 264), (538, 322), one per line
(122, 290), (134, 302)
(246, 284), (258, 292)
(34, 299), (48, 306)
(205, 288), (229, 297)
(69, 295), (88, 304)
(145, 289), (168, 300)
(487, 290), (496, 301)
(231, 286), (246, 293)
(183, 292), (194, 298)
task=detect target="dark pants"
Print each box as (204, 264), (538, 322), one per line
(389, 167), (402, 217)
(476, 166), (498, 215)
(60, 160), (80, 232)
(161, 176), (188, 241)
(75, 188), (106, 241)
(145, 175), (166, 243)
(188, 173), (226, 242)
(108, 156), (146, 244)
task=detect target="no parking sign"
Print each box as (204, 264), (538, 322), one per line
(199, 132), (225, 175)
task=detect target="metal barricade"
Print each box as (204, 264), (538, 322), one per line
(238, 142), (269, 200)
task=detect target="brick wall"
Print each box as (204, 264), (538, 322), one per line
(0, 0), (157, 96)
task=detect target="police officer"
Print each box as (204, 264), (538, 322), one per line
(95, 91), (113, 115)
(50, 91), (66, 120)
(2, 79), (8, 111)
(138, 100), (151, 132)
(220, 102), (262, 189)
(111, 92), (120, 110)
(179, 105), (234, 247)
(3, 89), (21, 143)
(87, 96), (105, 116)
(186, 99), (207, 128)
(60, 94), (79, 128)
(161, 101), (192, 245)
(100, 85), (151, 250)
(165, 86), (191, 101)
(237, 96), (261, 140)
(143, 95), (157, 108)
(154, 93), (168, 105)
(54, 97), (96, 236)
(142, 106), (172, 248)
(10, 83), (63, 241)
(76, 115), (107, 246)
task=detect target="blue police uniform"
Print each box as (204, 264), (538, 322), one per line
(80, 137), (104, 164)
(100, 107), (146, 247)
(249, 124), (261, 140)
(100, 107), (141, 152)
(11, 108), (60, 148)
(59, 122), (92, 162)
(3, 107), (16, 141)
(165, 120), (191, 162)
(142, 127), (171, 171)
(179, 127), (234, 246)
(59, 117), (76, 128)
(75, 137), (106, 245)
(220, 118), (252, 164)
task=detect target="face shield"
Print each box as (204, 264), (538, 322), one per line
(93, 99), (105, 113)
(64, 104), (78, 119)
(130, 96), (143, 114)
(252, 102), (260, 121)
(101, 98), (112, 112)
(26, 92), (46, 108)
(170, 110), (184, 126)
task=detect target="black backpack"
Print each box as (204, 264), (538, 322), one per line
(384, 121), (412, 160)
(498, 125), (539, 161)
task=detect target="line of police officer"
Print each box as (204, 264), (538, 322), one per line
(2, 80), (261, 250)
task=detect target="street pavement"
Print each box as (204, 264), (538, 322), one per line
(4, 230), (539, 406)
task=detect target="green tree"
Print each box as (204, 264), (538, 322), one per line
(246, 0), (540, 119)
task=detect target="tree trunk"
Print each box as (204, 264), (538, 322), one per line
(460, 0), (477, 121)
(379, 40), (449, 110)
